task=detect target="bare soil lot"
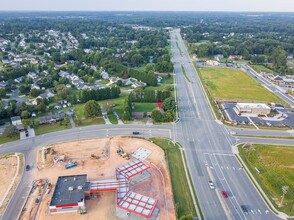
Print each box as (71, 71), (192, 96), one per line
(0, 154), (22, 218)
(21, 137), (175, 220)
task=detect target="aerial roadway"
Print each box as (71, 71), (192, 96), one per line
(170, 29), (288, 220)
(1, 30), (294, 220)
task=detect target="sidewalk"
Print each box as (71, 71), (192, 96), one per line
(66, 112), (76, 128)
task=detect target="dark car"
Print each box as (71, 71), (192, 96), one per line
(240, 205), (248, 213)
(221, 190), (228, 198)
(26, 165), (30, 171)
(132, 131), (140, 135)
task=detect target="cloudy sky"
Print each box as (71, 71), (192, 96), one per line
(0, 0), (294, 12)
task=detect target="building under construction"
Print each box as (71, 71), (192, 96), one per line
(49, 159), (159, 219)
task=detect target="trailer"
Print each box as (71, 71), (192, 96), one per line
(65, 161), (77, 169)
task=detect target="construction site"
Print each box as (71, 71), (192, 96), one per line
(20, 137), (175, 220)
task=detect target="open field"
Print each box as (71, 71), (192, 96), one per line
(150, 138), (197, 219)
(0, 154), (23, 218)
(287, 59), (294, 67)
(199, 67), (287, 105)
(0, 135), (19, 144)
(250, 64), (275, 74)
(238, 144), (294, 215)
(34, 123), (71, 135)
(21, 137), (175, 220)
(133, 102), (157, 112)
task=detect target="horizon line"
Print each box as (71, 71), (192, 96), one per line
(0, 10), (293, 13)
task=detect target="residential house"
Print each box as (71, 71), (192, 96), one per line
(132, 112), (145, 119)
(39, 112), (66, 124)
(27, 72), (39, 80)
(229, 55), (242, 60)
(131, 81), (146, 89)
(11, 116), (24, 131)
(0, 81), (7, 89)
(101, 71), (109, 80)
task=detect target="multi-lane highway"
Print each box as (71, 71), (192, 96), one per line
(1, 29), (294, 220)
(170, 29), (284, 220)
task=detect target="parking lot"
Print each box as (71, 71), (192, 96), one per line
(222, 102), (294, 129)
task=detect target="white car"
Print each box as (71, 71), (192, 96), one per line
(208, 181), (215, 190)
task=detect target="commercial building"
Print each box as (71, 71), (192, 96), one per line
(236, 103), (271, 116)
(49, 160), (158, 218)
(49, 174), (88, 214)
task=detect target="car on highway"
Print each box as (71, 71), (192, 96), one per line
(221, 190), (228, 198)
(208, 180), (215, 189)
(240, 205), (248, 213)
(25, 165), (30, 171)
(132, 131), (140, 135)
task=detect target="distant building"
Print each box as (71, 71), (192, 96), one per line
(132, 112), (145, 119)
(10, 116), (24, 131)
(11, 116), (22, 126)
(229, 55), (242, 60)
(236, 103), (271, 116)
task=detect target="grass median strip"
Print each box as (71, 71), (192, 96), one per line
(177, 41), (183, 57)
(181, 64), (191, 83)
(150, 138), (197, 219)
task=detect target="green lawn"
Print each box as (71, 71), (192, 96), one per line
(108, 113), (118, 124)
(100, 79), (110, 85)
(161, 73), (174, 85)
(134, 66), (145, 72)
(287, 59), (294, 67)
(133, 103), (157, 112)
(0, 135), (19, 144)
(239, 144), (294, 215)
(199, 67), (287, 105)
(72, 103), (105, 127)
(150, 138), (197, 219)
(34, 123), (70, 135)
(72, 94), (128, 125)
(250, 64), (275, 74)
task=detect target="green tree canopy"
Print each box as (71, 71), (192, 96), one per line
(84, 100), (101, 118)
(3, 125), (19, 138)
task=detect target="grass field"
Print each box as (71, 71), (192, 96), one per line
(0, 135), (19, 144)
(199, 67), (287, 105)
(133, 103), (157, 112)
(150, 138), (197, 219)
(134, 66), (145, 72)
(239, 144), (294, 215)
(250, 64), (275, 74)
(287, 59), (294, 68)
(108, 114), (118, 124)
(34, 123), (70, 135)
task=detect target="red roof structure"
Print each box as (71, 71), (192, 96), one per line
(89, 159), (158, 218)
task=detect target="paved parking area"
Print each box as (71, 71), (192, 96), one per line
(222, 103), (292, 128)
(20, 128), (35, 140)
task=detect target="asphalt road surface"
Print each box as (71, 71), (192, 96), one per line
(170, 29), (282, 220)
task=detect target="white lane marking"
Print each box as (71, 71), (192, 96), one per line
(232, 167), (235, 171)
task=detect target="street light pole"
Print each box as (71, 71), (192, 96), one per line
(279, 185), (289, 207)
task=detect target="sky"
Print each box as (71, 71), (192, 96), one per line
(0, 0), (294, 12)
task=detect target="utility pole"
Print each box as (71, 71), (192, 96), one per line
(279, 185), (289, 207)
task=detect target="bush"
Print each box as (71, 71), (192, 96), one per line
(3, 125), (19, 138)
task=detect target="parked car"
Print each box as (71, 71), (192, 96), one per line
(25, 165), (30, 171)
(208, 180), (215, 189)
(221, 190), (228, 198)
(240, 205), (248, 213)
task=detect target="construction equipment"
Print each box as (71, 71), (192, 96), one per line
(65, 161), (77, 169)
